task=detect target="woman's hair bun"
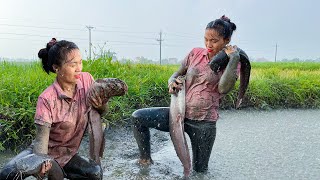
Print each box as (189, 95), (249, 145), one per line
(38, 38), (57, 59)
(38, 48), (48, 59)
(46, 38), (57, 49)
(220, 15), (236, 31)
(220, 15), (231, 23)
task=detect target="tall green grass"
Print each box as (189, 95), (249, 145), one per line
(0, 58), (320, 151)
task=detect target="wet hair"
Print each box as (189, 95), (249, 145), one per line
(38, 38), (79, 74)
(206, 15), (237, 40)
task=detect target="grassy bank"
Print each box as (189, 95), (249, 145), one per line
(1, 58), (320, 151)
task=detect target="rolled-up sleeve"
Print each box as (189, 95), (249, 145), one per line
(34, 97), (52, 128)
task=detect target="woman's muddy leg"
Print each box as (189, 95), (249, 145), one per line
(63, 154), (102, 180)
(133, 122), (152, 162)
(185, 120), (216, 172)
(132, 107), (170, 163)
(0, 148), (32, 180)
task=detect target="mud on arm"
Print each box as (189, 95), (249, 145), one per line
(168, 49), (194, 86)
(33, 124), (50, 155)
(168, 65), (188, 94)
(168, 63), (188, 84)
(218, 51), (240, 94)
(168, 59), (188, 94)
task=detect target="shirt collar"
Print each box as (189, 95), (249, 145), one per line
(202, 48), (208, 56)
(53, 78), (83, 99)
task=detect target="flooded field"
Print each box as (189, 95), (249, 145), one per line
(1, 109), (320, 180)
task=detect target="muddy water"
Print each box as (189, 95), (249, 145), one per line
(1, 109), (320, 180)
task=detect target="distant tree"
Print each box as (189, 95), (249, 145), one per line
(135, 56), (156, 64)
(255, 57), (270, 62)
(305, 58), (314, 62)
(160, 58), (179, 64)
(119, 58), (132, 63)
(91, 43), (117, 61)
(161, 58), (169, 64)
(291, 58), (300, 62)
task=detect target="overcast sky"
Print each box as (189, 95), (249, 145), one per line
(0, 0), (319, 62)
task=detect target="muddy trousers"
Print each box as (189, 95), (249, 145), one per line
(132, 107), (216, 172)
(0, 147), (102, 180)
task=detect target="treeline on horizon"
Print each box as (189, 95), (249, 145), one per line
(1, 55), (320, 65)
(0, 57), (320, 151)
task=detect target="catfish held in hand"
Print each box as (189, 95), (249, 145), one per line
(169, 76), (192, 177)
(209, 47), (251, 108)
(12, 153), (52, 180)
(86, 78), (128, 164)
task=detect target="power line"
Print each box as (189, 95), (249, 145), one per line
(0, 34), (159, 45)
(0, 32), (278, 53)
(0, 23), (158, 35)
(0, 32), (54, 38)
(0, 17), (87, 27)
(0, 23), (222, 44)
(0, 37), (46, 43)
(106, 40), (157, 45)
(94, 29), (156, 34)
(0, 23), (202, 42)
(0, 23), (86, 32)
(0, 32), (88, 41)
(0, 23), (296, 60)
(0, 18), (144, 31)
(165, 32), (198, 39)
(93, 33), (156, 40)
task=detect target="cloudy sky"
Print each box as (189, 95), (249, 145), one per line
(0, 0), (319, 62)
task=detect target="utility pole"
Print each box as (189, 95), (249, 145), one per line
(86, 26), (94, 60)
(156, 30), (164, 65)
(274, 43), (278, 62)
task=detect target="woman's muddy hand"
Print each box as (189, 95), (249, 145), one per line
(224, 45), (238, 56)
(39, 160), (52, 177)
(168, 78), (183, 94)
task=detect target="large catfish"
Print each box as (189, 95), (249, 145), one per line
(169, 77), (192, 177)
(87, 78), (128, 164)
(13, 153), (52, 178)
(209, 47), (251, 108)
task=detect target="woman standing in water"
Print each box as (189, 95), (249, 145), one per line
(132, 15), (241, 176)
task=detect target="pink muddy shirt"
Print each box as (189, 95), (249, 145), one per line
(182, 47), (239, 121)
(34, 72), (94, 167)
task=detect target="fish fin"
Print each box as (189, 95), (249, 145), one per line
(235, 98), (243, 109)
(237, 48), (251, 107)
